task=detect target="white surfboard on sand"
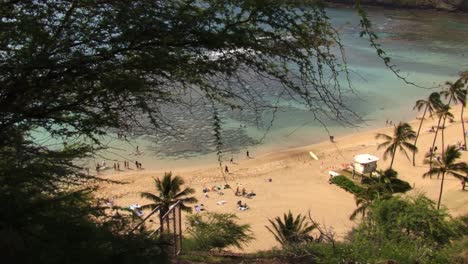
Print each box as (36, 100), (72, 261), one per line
(309, 151), (319, 160)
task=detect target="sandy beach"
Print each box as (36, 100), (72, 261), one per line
(97, 104), (468, 253)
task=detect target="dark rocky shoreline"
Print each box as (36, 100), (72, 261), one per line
(327, 0), (468, 12)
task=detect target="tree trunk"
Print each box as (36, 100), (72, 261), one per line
(430, 115), (443, 169)
(442, 114), (447, 157)
(462, 106), (466, 149)
(413, 105), (428, 166)
(389, 145), (397, 170)
(437, 172), (446, 210)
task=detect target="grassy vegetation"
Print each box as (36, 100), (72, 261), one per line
(178, 254), (227, 263)
(185, 213), (253, 251)
(179, 196), (467, 264)
(330, 175), (364, 194)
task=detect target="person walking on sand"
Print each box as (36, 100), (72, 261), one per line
(135, 161), (138, 169)
(246, 150), (250, 158)
(117, 162), (120, 171)
(225, 165), (229, 173)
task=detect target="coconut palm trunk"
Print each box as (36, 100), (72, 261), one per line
(437, 171), (446, 210)
(413, 105), (428, 166)
(441, 109), (452, 156)
(462, 106), (466, 149)
(429, 115), (444, 168)
(442, 118), (446, 156)
(389, 144), (397, 170)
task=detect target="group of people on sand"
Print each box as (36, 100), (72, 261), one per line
(202, 184), (230, 198)
(95, 159), (143, 173)
(224, 150), (253, 174)
(237, 200), (249, 210)
(235, 187), (256, 199)
(201, 183), (254, 211)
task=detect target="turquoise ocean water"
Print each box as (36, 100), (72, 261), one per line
(32, 6), (468, 171)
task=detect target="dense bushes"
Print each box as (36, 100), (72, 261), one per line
(333, 169), (412, 196)
(330, 175), (364, 194)
(185, 213), (253, 251)
(344, 195), (463, 263)
(263, 195), (467, 264)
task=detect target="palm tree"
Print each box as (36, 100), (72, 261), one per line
(350, 169), (402, 220)
(429, 105), (454, 167)
(349, 187), (377, 220)
(266, 211), (317, 247)
(441, 79), (467, 148)
(140, 172), (197, 215)
(376, 122), (418, 170)
(412, 92), (442, 166)
(423, 145), (468, 209)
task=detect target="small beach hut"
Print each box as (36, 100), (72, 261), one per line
(353, 154), (379, 177)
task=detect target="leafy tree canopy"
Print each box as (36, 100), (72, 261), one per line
(0, 0), (367, 146)
(0, 0), (391, 262)
(186, 212), (253, 251)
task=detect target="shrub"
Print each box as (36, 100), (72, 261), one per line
(389, 178), (412, 193)
(345, 195), (460, 263)
(266, 211), (317, 248)
(331, 175), (363, 194)
(185, 212), (253, 251)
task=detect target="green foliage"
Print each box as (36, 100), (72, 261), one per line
(345, 195), (460, 263)
(0, 0), (389, 261)
(186, 212), (253, 251)
(436, 236), (468, 264)
(140, 172), (197, 215)
(388, 178), (412, 193)
(376, 122), (418, 169)
(259, 195), (466, 264)
(265, 211), (318, 248)
(178, 254), (226, 263)
(333, 169), (412, 220)
(361, 169), (412, 194)
(423, 145), (468, 209)
(330, 175), (363, 194)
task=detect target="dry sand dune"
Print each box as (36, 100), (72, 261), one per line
(97, 104), (468, 252)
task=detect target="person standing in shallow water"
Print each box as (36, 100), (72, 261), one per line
(246, 150), (250, 158)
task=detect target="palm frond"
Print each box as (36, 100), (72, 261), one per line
(413, 99), (427, 111)
(375, 133), (392, 141)
(140, 192), (162, 202)
(180, 196), (198, 204)
(377, 140), (392, 151)
(402, 141), (418, 153)
(350, 205), (367, 220)
(422, 167), (444, 179)
(382, 144), (396, 160)
(140, 203), (160, 211)
(173, 187), (196, 199)
(398, 145), (410, 161)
